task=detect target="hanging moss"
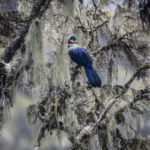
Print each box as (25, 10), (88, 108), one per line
(25, 19), (46, 88)
(48, 36), (70, 86)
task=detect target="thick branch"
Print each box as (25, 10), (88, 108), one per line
(3, 0), (53, 63)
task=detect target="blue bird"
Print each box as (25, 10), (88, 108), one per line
(67, 36), (101, 87)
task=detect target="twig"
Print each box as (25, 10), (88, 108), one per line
(92, 29), (140, 56)
(92, 0), (97, 10)
(93, 19), (109, 32)
(84, 38), (92, 49)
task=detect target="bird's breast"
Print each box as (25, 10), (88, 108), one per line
(67, 47), (77, 55)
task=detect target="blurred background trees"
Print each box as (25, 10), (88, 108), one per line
(1, 0), (150, 150)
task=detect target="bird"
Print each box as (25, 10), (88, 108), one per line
(67, 36), (101, 87)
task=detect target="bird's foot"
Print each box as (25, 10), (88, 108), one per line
(75, 65), (81, 69)
(86, 82), (92, 89)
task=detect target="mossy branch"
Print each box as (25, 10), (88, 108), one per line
(34, 90), (68, 149)
(96, 63), (150, 124)
(68, 62), (150, 149)
(3, 0), (53, 63)
(0, 61), (31, 106)
(91, 29), (140, 56)
(124, 63), (150, 89)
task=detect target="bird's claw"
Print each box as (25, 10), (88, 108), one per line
(75, 65), (81, 69)
(86, 82), (92, 89)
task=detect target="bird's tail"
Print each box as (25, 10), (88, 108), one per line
(84, 65), (101, 87)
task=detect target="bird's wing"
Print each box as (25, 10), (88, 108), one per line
(69, 47), (93, 66)
(82, 48), (93, 65)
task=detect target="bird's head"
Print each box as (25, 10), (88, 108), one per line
(67, 36), (78, 45)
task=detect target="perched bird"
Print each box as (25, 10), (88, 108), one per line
(67, 36), (101, 87)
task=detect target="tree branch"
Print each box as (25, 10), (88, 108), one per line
(34, 88), (69, 149)
(3, 0), (53, 63)
(68, 62), (150, 149)
(91, 29), (140, 56)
